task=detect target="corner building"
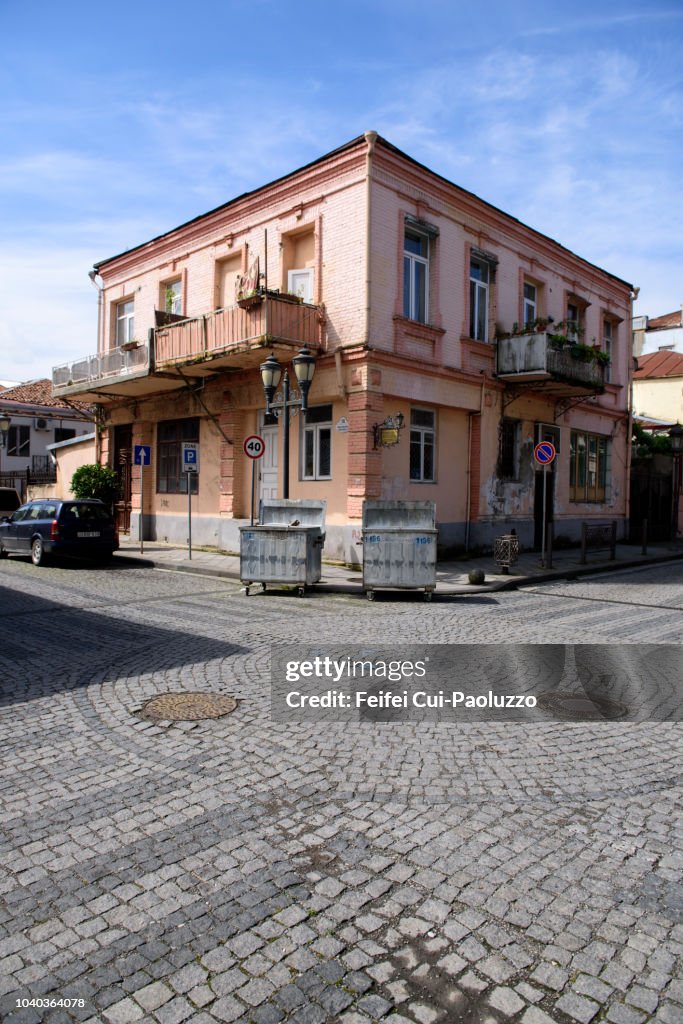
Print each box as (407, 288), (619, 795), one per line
(53, 133), (633, 561)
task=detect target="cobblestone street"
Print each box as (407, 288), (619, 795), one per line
(1, 559), (682, 1024)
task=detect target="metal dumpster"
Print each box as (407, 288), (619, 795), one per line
(362, 500), (437, 601)
(239, 499), (326, 597)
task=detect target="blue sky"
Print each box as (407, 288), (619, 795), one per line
(1, 0), (682, 382)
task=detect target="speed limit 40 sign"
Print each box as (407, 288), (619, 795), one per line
(243, 435), (265, 460)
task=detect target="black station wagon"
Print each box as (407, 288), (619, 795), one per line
(0, 499), (119, 566)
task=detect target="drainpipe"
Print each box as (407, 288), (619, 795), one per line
(88, 269), (103, 354)
(88, 269), (104, 464)
(465, 372), (487, 552)
(625, 287), (639, 538)
(364, 131), (377, 349)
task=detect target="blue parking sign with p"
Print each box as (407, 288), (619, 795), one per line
(182, 443), (199, 472)
(134, 445), (151, 466)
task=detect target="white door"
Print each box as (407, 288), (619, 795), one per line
(288, 268), (314, 304)
(258, 417), (279, 510)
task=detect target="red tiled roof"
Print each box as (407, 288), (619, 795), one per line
(634, 351), (683, 379)
(0, 378), (93, 414)
(648, 310), (683, 330)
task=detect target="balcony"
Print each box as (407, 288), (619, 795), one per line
(154, 294), (322, 372)
(496, 333), (606, 396)
(52, 342), (151, 400)
(52, 294), (323, 401)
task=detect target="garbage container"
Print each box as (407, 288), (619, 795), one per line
(362, 500), (437, 601)
(239, 499), (326, 597)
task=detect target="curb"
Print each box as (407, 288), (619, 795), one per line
(112, 548), (683, 597)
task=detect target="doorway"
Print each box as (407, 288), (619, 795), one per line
(533, 467), (555, 551)
(113, 424), (133, 533)
(258, 413), (279, 511)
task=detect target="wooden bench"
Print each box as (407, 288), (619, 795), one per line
(579, 520), (617, 564)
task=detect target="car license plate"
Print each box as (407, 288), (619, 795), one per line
(77, 531), (100, 538)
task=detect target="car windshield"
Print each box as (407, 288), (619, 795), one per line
(62, 504), (113, 523)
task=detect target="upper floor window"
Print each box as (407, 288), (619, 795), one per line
(410, 408), (435, 482)
(8, 425), (30, 457)
(164, 280), (182, 316)
(115, 299), (135, 346)
(403, 230), (429, 323)
(470, 258), (490, 341)
(603, 318), (615, 383)
(523, 282), (537, 327)
(302, 404), (332, 480)
(54, 428), (76, 444)
(566, 296), (588, 343)
(288, 269), (314, 304)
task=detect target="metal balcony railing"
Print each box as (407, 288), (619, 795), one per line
(496, 333), (606, 390)
(52, 342), (149, 392)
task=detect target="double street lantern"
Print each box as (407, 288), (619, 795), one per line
(259, 346), (317, 499)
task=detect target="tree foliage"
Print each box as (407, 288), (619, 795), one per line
(70, 464), (120, 505)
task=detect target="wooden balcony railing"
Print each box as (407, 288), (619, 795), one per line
(154, 295), (323, 368)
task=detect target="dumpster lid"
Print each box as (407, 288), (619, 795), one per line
(259, 498), (327, 529)
(362, 500), (436, 530)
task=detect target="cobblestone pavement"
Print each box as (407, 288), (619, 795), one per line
(1, 558), (682, 1024)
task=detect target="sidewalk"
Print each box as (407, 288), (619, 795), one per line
(115, 535), (683, 595)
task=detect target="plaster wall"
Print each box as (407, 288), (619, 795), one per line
(633, 378), (683, 423)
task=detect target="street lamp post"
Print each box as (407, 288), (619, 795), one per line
(259, 346), (316, 500)
(0, 412), (11, 480)
(669, 423), (683, 539)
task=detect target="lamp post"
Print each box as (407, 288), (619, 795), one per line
(0, 412), (11, 480)
(259, 346), (316, 499)
(669, 423), (683, 539)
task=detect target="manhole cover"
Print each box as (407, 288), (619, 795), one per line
(537, 691), (628, 721)
(139, 692), (238, 722)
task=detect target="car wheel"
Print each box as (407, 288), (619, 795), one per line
(31, 537), (46, 566)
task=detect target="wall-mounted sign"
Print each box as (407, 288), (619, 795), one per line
(335, 417), (349, 433)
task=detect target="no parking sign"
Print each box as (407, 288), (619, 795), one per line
(534, 441), (556, 465)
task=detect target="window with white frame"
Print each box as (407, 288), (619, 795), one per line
(163, 279), (182, 316)
(603, 318), (614, 383)
(115, 299), (135, 346)
(302, 404), (332, 480)
(523, 282), (537, 327)
(470, 257), (490, 341)
(7, 425), (30, 457)
(566, 298), (587, 342)
(403, 229), (429, 323)
(410, 408), (435, 482)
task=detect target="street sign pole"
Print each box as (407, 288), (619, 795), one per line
(534, 441), (556, 569)
(187, 472), (192, 560)
(242, 436), (266, 527)
(140, 461), (144, 555)
(541, 464), (547, 568)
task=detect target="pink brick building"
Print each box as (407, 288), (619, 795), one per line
(52, 133), (634, 559)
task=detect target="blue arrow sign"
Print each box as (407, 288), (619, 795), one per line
(134, 444), (151, 466)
